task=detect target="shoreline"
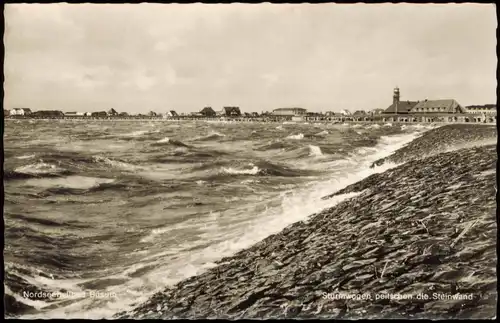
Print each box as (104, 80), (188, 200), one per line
(3, 118), (496, 126)
(114, 124), (496, 320)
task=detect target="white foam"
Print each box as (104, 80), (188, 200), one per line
(24, 176), (114, 190)
(315, 130), (329, 136)
(221, 166), (260, 175)
(308, 145), (323, 157)
(286, 133), (304, 140)
(140, 227), (172, 243)
(14, 162), (65, 175)
(193, 132), (226, 141)
(156, 137), (171, 143)
(16, 154), (36, 160)
(125, 130), (148, 137)
(92, 156), (138, 171)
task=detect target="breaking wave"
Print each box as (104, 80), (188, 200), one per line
(16, 154), (36, 160)
(193, 132), (226, 141)
(92, 156), (138, 170)
(151, 138), (189, 147)
(11, 163), (70, 179)
(286, 133), (304, 140)
(314, 130), (329, 137)
(308, 145), (323, 157)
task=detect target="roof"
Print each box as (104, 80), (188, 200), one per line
(411, 99), (464, 113)
(353, 110), (367, 115)
(384, 101), (419, 114)
(273, 107), (306, 111)
(200, 107), (215, 113)
(223, 107), (241, 114)
(33, 110), (64, 115)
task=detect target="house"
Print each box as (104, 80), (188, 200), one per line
(384, 87), (465, 115)
(410, 99), (466, 114)
(304, 111), (325, 121)
(84, 112), (92, 117)
(91, 111), (108, 118)
(32, 110), (65, 118)
(352, 110), (369, 120)
(339, 109), (352, 116)
(251, 112), (259, 117)
(64, 111), (80, 117)
(383, 87), (418, 114)
(200, 107), (216, 117)
(221, 106), (242, 117)
(465, 104), (496, 115)
(108, 108), (119, 116)
(272, 107), (307, 116)
(148, 111), (158, 117)
(118, 112), (129, 117)
(370, 109), (385, 115)
(331, 112), (345, 120)
(384, 100), (419, 114)
(165, 110), (178, 118)
(10, 108), (32, 116)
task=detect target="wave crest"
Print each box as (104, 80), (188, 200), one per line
(193, 132), (226, 141)
(308, 145), (323, 157)
(286, 133), (304, 140)
(151, 138), (189, 147)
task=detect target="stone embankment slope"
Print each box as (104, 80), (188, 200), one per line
(371, 124), (497, 167)
(118, 125), (497, 320)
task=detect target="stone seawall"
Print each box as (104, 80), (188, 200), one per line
(117, 128), (497, 319)
(371, 124), (497, 167)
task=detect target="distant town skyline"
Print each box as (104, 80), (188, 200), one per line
(4, 3), (497, 113)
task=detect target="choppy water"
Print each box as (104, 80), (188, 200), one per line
(3, 120), (433, 318)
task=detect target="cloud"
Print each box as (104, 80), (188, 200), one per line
(4, 3), (497, 113)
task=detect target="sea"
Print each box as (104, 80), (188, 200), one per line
(3, 119), (435, 318)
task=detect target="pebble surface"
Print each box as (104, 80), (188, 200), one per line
(117, 125), (497, 319)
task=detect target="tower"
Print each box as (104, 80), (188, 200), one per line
(393, 86), (400, 115)
(393, 87), (400, 104)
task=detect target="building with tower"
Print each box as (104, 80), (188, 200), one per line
(383, 87), (419, 114)
(383, 87), (465, 115)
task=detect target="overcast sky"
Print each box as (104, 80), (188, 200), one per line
(4, 3), (497, 113)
